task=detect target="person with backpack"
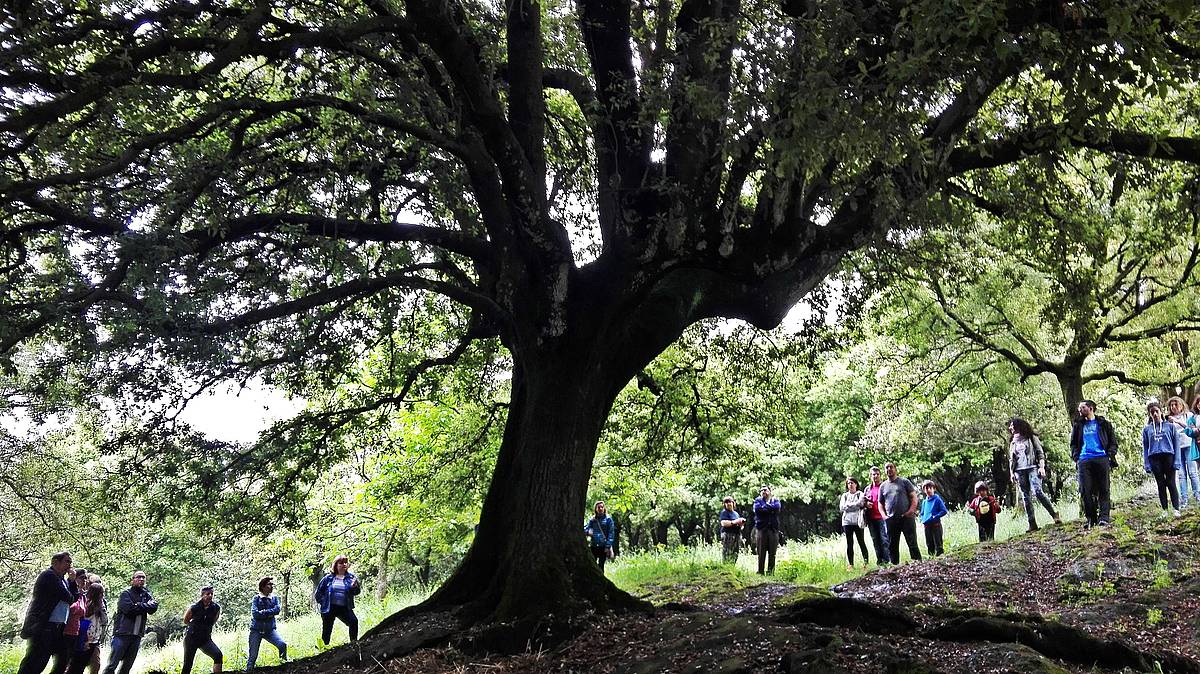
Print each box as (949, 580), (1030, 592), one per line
(315, 555), (363, 646)
(968, 481), (1001, 542)
(1144, 401), (1182, 517)
(65, 582), (107, 674)
(918, 480), (948, 557)
(180, 586), (222, 674)
(838, 478), (869, 569)
(1008, 418), (1061, 532)
(246, 576), (286, 671)
(584, 501), (616, 573)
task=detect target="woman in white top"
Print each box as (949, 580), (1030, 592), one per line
(838, 477), (869, 569)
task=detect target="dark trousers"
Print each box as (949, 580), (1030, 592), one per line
(923, 520), (944, 556)
(756, 528), (778, 574)
(842, 524), (868, 565)
(865, 518), (890, 564)
(1016, 469), (1058, 527)
(66, 645), (96, 674)
(18, 623), (65, 674)
(1150, 452), (1180, 511)
(591, 545), (610, 573)
(320, 605), (359, 645)
(977, 520), (996, 541)
(885, 516), (922, 563)
(181, 634), (222, 674)
(721, 531), (741, 563)
(100, 634), (142, 674)
(1077, 457), (1112, 525)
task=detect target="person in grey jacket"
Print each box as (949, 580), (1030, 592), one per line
(246, 577), (286, 671)
(1008, 417), (1061, 532)
(838, 478), (869, 569)
(100, 571), (157, 674)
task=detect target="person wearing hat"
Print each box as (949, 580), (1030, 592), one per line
(718, 497), (746, 563)
(180, 586), (221, 674)
(752, 486), (781, 574)
(968, 481), (1001, 541)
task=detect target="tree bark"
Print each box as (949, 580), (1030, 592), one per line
(376, 528), (398, 600)
(1057, 371), (1085, 424)
(420, 341), (653, 624)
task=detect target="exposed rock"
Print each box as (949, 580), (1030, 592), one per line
(776, 596), (917, 634)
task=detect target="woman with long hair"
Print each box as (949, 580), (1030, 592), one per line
(314, 556), (362, 646)
(838, 478), (869, 569)
(1168, 396), (1199, 507)
(66, 582), (106, 674)
(1144, 401), (1181, 516)
(1008, 417), (1060, 532)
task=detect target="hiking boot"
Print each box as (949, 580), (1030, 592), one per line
(1027, 524), (1039, 532)
(1175, 509), (1183, 518)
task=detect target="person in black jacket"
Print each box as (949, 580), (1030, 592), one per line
(101, 571), (158, 674)
(1070, 399), (1120, 527)
(18, 551), (78, 674)
(181, 586), (222, 674)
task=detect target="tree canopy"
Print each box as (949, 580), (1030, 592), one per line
(4, 0), (1200, 629)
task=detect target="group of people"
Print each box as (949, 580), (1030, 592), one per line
(1140, 395), (1200, 516)
(18, 553), (366, 674)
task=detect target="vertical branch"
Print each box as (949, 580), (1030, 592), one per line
(507, 0), (547, 195)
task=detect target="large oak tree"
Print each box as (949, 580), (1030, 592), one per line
(4, 0), (1200, 625)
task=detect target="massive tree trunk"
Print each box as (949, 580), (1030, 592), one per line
(423, 323), (664, 623)
(1057, 370), (1085, 424)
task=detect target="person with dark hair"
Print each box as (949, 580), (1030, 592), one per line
(918, 480), (947, 556)
(181, 586), (222, 674)
(753, 486), (782, 575)
(968, 481), (1001, 541)
(246, 577), (286, 671)
(1070, 399), (1118, 527)
(55, 571), (90, 674)
(66, 582), (107, 674)
(101, 570), (158, 674)
(18, 551), (78, 674)
(584, 501), (616, 573)
(862, 467), (890, 565)
(718, 497), (746, 563)
(838, 478), (869, 569)
(1144, 402), (1182, 517)
(880, 463), (922, 563)
(1008, 417), (1061, 532)
(315, 556), (362, 645)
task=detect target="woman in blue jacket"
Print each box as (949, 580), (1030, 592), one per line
(314, 555), (362, 645)
(1144, 402), (1181, 516)
(584, 501), (615, 574)
(246, 577), (286, 671)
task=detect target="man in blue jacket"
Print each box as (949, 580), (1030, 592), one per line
(18, 551), (77, 674)
(1070, 400), (1119, 527)
(753, 486), (781, 575)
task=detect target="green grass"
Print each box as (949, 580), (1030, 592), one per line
(2, 590), (428, 674)
(611, 480), (1141, 598)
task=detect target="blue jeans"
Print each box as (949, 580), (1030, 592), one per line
(246, 629), (287, 671)
(101, 635), (141, 674)
(1178, 458), (1200, 507)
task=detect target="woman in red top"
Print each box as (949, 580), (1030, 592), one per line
(862, 466), (890, 565)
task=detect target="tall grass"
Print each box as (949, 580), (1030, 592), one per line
(2, 589), (428, 674)
(610, 480), (1140, 594)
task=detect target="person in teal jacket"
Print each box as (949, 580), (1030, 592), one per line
(918, 480), (948, 556)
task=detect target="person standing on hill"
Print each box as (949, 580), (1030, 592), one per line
(66, 582), (107, 674)
(862, 467), (890, 565)
(180, 586), (222, 674)
(880, 463), (922, 563)
(1070, 399), (1118, 527)
(101, 570), (158, 674)
(18, 551), (78, 674)
(718, 497), (746, 563)
(918, 480), (947, 557)
(968, 481), (1001, 541)
(838, 478), (869, 569)
(753, 486), (781, 575)
(1172, 396), (1200, 507)
(584, 501), (616, 573)
(1144, 401), (1182, 517)
(315, 555), (363, 646)
(1008, 418), (1061, 532)
(246, 577), (286, 671)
